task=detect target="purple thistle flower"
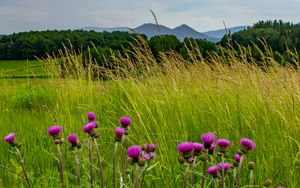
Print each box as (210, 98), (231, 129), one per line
(276, 186), (285, 188)
(193, 142), (204, 156)
(150, 152), (157, 160)
(208, 144), (216, 155)
(207, 166), (219, 176)
(234, 153), (241, 162)
(47, 126), (62, 136)
(68, 134), (77, 144)
(119, 117), (131, 127)
(87, 112), (96, 121)
(150, 144), (157, 151)
(193, 143), (204, 152)
(177, 142), (194, 153)
(141, 151), (151, 160)
(217, 139), (231, 147)
(127, 145), (141, 159)
(240, 138), (256, 152)
(217, 139), (231, 153)
(83, 122), (97, 133)
(4, 133), (16, 144)
(178, 142), (194, 159)
(144, 143), (157, 152)
(201, 132), (216, 148)
(217, 162), (231, 172)
(114, 127), (126, 137)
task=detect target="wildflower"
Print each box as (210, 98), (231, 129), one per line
(207, 166), (219, 178)
(4, 133), (16, 145)
(87, 112), (96, 121)
(201, 132), (216, 148)
(68, 134), (77, 144)
(138, 155), (147, 167)
(143, 143), (157, 152)
(47, 126), (62, 137)
(240, 138), (256, 154)
(177, 142), (194, 153)
(234, 153), (241, 162)
(141, 151), (151, 160)
(127, 145), (141, 163)
(150, 152), (157, 160)
(48, 126), (65, 186)
(4, 132), (31, 187)
(83, 121), (97, 134)
(114, 127), (126, 142)
(193, 143), (204, 156)
(217, 139), (231, 153)
(177, 142), (194, 159)
(119, 117), (131, 128)
(208, 144), (216, 155)
(217, 162), (231, 172)
(68, 134), (81, 149)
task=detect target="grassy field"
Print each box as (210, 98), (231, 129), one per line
(0, 60), (51, 78)
(0, 47), (299, 187)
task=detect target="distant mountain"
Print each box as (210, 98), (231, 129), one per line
(203, 26), (248, 39)
(171, 24), (215, 41)
(82, 26), (130, 33)
(134, 23), (217, 42)
(82, 24), (247, 42)
(134, 23), (172, 38)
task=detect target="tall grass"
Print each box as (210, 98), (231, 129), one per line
(0, 40), (299, 187)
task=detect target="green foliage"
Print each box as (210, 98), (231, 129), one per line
(12, 86), (56, 109)
(0, 30), (135, 60)
(149, 35), (182, 57)
(221, 20), (300, 53)
(180, 38), (217, 61)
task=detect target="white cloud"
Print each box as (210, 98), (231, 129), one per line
(0, 0), (299, 34)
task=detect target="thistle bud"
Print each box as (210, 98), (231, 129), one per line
(263, 179), (273, 187)
(248, 161), (255, 170)
(178, 156), (185, 164)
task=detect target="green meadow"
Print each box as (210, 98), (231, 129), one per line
(0, 46), (299, 188)
(0, 60), (50, 78)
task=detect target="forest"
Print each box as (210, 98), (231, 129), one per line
(0, 20), (299, 63)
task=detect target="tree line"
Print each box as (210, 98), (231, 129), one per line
(0, 20), (299, 64)
(0, 30), (216, 61)
(220, 20), (300, 53)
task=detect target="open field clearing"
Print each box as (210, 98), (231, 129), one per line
(0, 53), (300, 187)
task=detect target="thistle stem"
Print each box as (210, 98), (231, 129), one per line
(248, 170), (254, 188)
(75, 149), (81, 187)
(131, 167), (134, 188)
(191, 157), (197, 187)
(15, 147), (32, 188)
(140, 167), (146, 188)
(93, 138), (104, 188)
(183, 166), (189, 188)
(136, 164), (141, 188)
(113, 142), (119, 188)
(201, 159), (207, 188)
(221, 155), (225, 188)
(236, 156), (244, 188)
(121, 135), (126, 188)
(88, 137), (94, 188)
(231, 167), (236, 188)
(56, 144), (65, 188)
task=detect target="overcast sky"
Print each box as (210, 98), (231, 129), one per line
(1, 0), (300, 34)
